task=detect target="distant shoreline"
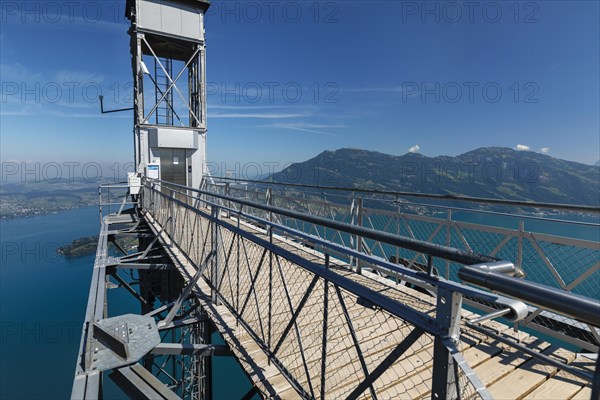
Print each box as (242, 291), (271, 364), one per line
(0, 178), (100, 221)
(0, 204), (97, 221)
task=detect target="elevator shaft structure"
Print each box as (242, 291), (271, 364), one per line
(128, 0), (209, 189)
(72, 2), (214, 399)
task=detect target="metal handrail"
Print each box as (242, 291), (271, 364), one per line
(98, 182), (129, 188)
(459, 265), (600, 327)
(147, 183), (518, 304)
(209, 177), (600, 352)
(141, 180), (600, 399)
(98, 182), (135, 224)
(147, 179), (600, 329)
(371, 200), (600, 227)
(150, 179), (498, 266)
(210, 176), (600, 213)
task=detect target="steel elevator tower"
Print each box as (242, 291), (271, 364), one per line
(72, 2), (216, 399)
(126, 0), (209, 189)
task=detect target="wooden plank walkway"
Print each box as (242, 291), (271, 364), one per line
(143, 209), (593, 399)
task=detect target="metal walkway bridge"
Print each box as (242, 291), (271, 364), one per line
(72, 178), (600, 399)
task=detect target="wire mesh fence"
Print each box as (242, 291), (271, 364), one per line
(140, 180), (599, 399)
(206, 226), (443, 399)
(204, 180), (600, 351)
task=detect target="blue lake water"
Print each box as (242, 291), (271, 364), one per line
(1, 207), (97, 399)
(0, 207), (253, 399)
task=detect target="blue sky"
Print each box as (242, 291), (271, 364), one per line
(1, 0), (599, 174)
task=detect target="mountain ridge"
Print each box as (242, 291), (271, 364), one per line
(268, 147), (600, 206)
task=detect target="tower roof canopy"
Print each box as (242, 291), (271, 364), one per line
(126, 0), (211, 21)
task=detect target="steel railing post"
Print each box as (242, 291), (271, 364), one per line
(98, 186), (102, 226)
(211, 206), (220, 305)
(349, 196), (356, 269)
(431, 287), (463, 399)
(446, 209), (452, 279)
(356, 197), (364, 274)
(395, 202), (401, 278)
(266, 187), (273, 233)
(517, 220), (524, 276)
(266, 187), (274, 352)
(170, 189), (175, 239)
(225, 182), (231, 214)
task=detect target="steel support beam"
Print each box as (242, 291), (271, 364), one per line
(431, 287), (462, 399)
(150, 343), (232, 356)
(158, 251), (214, 328)
(109, 363), (181, 400)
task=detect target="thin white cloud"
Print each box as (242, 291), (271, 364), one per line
(1, 63), (42, 82)
(408, 145), (420, 153)
(540, 147), (551, 154)
(283, 127), (340, 137)
(262, 122), (344, 137)
(0, 105), (128, 118)
(210, 113), (305, 119)
(53, 70), (105, 84)
(515, 144), (530, 151)
(1, 64), (108, 113)
(0, 102), (44, 116)
(0, 110), (33, 116)
(208, 104), (290, 110)
(267, 122), (346, 129)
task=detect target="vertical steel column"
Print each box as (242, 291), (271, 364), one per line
(169, 189), (175, 238)
(355, 197), (364, 274)
(236, 208), (241, 310)
(98, 186), (103, 226)
(133, 32), (144, 171)
(320, 275), (329, 399)
(431, 287), (463, 399)
(200, 46), (207, 129)
(188, 49), (195, 127)
(517, 220), (524, 275)
(225, 183), (231, 214)
(211, 205), (220, 305)
(169, 267), (179, 392)
(266, 187), (273, 231)
(193, 308), (213, 400)
(204, 321), (213, 400)
(395, 201), (400, 283)
(140, 238), (156, 374)
(267, 187), (273, 353)
(350, 196), (356, 269)
(445, 210), (452, 279)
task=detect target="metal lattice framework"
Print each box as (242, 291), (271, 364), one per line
(143, 183), (489, 398)
(72, 179), (600, 399)
(205, 178), (600, 353)
(73, 178), (594, 400)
